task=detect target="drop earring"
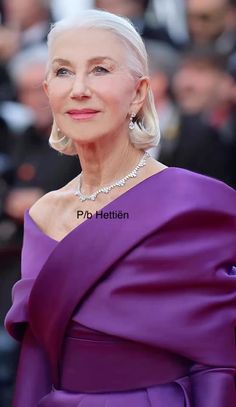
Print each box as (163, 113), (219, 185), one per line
(129, 113), (136, 130)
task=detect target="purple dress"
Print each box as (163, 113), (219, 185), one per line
(4, 168), (236, 406)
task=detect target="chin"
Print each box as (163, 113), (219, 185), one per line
(68, 132), (107, 146)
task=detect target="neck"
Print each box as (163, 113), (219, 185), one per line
(74, 133), (144, 195)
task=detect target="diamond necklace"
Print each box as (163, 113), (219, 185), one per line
(74, 151), (151, 202)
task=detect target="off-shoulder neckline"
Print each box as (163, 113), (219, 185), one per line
(24, 167), (182, 244)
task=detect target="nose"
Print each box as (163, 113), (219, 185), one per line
(70, 74), (91, 99)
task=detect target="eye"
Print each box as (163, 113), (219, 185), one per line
(55, 67), (72, 77)
(93, 66), (109, 74)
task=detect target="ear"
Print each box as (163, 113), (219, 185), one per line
(130, 76), (150, 114)
(43, 80), (49, 97)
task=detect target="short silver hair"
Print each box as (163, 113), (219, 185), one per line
(46, 9), (160, 156)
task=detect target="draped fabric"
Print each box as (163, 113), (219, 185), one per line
(4, 168), (236, 406)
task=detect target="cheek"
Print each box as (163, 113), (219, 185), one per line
(47, 80), (71, 111)
(199, 77), (216, 94)
(47, 90), (65, 113)
(97, 78), (134, 111)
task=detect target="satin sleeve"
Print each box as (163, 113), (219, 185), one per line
(11, 327), (52, 407)
(4, 211), (55, 406)
(153, 206), (236, 407)
(4, 210), (56, 341)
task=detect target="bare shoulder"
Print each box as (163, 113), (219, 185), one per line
(28, 176), (79, 231)
(28, 190), (60, 229)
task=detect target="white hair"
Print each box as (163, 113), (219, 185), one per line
(47, 9), (160, 156)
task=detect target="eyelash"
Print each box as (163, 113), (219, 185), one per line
(55, 68), (70, 76)
(55, 66), (110, 77)
(94, 66), (109, 74)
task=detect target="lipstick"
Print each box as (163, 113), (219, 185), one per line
(66, 109), (100, 120)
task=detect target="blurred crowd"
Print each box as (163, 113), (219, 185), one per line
(0, 0), (236, 405)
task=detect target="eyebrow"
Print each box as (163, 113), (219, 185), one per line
(52, 56), (117, 65)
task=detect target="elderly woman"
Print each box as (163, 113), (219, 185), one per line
(5, 9), (236, 407)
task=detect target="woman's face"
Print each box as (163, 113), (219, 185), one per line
(44, 27), (144, 146)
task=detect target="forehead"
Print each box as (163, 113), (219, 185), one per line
(187, 0), (227, 12)
(181, 60), (221, 75)
(49, 27), (127, 64)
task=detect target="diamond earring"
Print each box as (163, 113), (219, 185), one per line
(129, 113), (136, 130)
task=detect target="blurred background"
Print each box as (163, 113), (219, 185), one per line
(0, 0), (236, 405)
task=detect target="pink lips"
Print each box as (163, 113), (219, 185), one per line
(66, 109), (100, 120)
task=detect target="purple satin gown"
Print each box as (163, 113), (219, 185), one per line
(5, 167), (236, 406)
